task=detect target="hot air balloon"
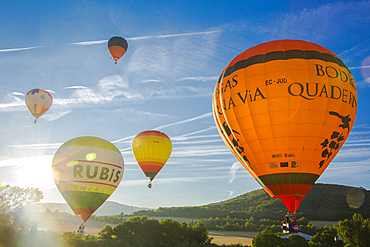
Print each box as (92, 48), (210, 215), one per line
(25, 89), (53, 123)
(52, 136), (124, 222)
(213, 39), (357, 214)
(108, 36), (128, 64)
(132, 130), (172, 188)
(0, 183), (10, 194)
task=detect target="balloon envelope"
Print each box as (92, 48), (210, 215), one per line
(108, 36), (128, 64)
(52, 136), (124, 222)
(213, 39), (357, 213)
(132, 130), (172, 182)
(25, 89), (53, 122)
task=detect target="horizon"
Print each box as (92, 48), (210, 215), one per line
(1, 0), (370, 210)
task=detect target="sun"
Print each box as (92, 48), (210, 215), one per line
(14, 155), (56, 190)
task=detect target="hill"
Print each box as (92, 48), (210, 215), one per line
(38, 201), (152, 216)
(133, 184), (370, 221)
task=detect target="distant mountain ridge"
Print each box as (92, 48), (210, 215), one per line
(39, 184), (370, 221)
(37, 201), (152, 216)
(133, 184), (370, 221)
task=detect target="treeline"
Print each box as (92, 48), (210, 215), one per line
(89, 213), (125, 224)
(3, 213), (368, 247)
(133, 189), (285, 220)
(0, 214), (249, 247)
(204, 215), (335, 236)
(253, 213), (370, 247)
(91, 213), (323, 236)
(204, 216), (299, 231)
(133, 184), (370, 221)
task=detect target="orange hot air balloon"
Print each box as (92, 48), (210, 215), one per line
(52, 136), (124, 222)
(132, 130), (172, 188)
(25, 89), (53, 123)
(108, 36), (128, 64)
(213, 39), (357, 214)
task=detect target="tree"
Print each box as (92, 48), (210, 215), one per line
(98, 224), (115, 239)
(252, 229), (284, 247)
(334, 213), (370, 247)
(98, 216), (212, 247)
(309, 229), (341, 247)
(0, 186), (44, 246)
(0, 186), (43, 216)
(160, 219), (183, 247)
(0, 214), (17, 247)
(191, 221), (212, 246)
(285, 234), (309, 247)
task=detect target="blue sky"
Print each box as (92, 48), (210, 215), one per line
(0, 0), (370, 209)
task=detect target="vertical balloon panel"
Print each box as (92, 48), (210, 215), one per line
(52, 136), (124, 222)
(213, 40), (357, 213)
(213, 74), (257, 178)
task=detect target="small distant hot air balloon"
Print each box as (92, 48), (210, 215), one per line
(25, 89), (53, 123)
(132, 130), (172, 188)
(52, 136), (124, 222)
(0, 183), (10, 194)
(213, 39), (357, 214)
(108, 36), (128, 64)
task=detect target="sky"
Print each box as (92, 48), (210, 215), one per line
(0, 0), (370, 210)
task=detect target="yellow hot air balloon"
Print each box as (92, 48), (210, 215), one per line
(132, 130), (172, 188)
(25, 89), (53, 123)
(52, 136), (124, 222)
(213, 39), (357, 214)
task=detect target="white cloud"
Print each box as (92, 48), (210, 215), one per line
(124, 29), (221, 84)
(54, 75), (143, 107)
(7, 143), (62, 149)
(228, 162), (242, 183)
(337, 147), (370, 158)
(175, 76), (219, 82)
(173, 139), (221, 145)
(258, 2), (370, 41)
(227, 190), (234, 197)
(172, 145), (230, 157)
(63, 86), (88, 90)
(92, 107), (178, 123)
(42, 110), (72, 121)
(10, 92), (24, 96)
(119, 175), (225, 187)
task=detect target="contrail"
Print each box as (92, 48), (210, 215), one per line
(111, 112), (213, 143)
(126, 30), (220, 41)
(349, 65), (370, 70)
(0, 46), (43, 53)
(69, 40), (108, 46)
(154, 112), (212, 130)
(0, 30), (221, 52)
